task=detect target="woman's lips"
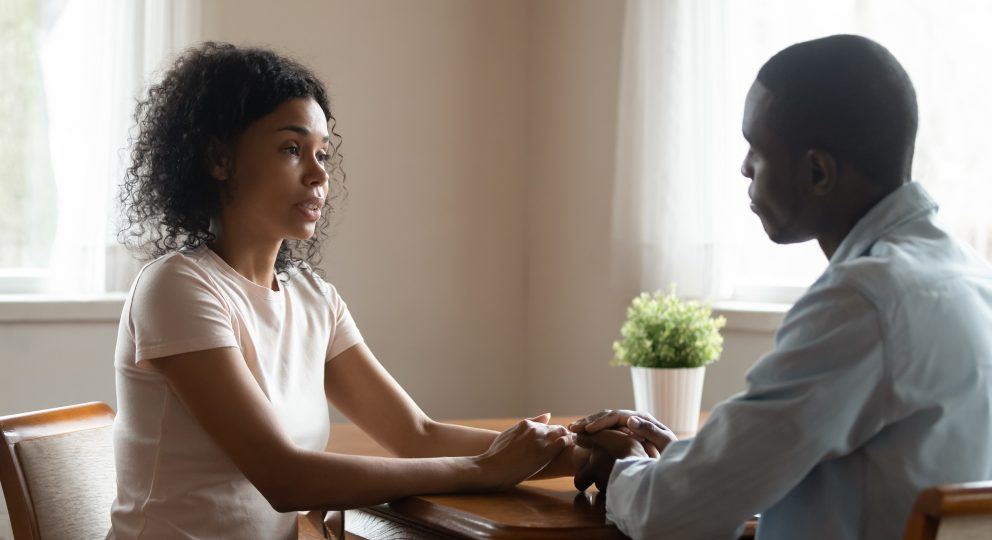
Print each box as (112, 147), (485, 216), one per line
(294, 201), (321, 222)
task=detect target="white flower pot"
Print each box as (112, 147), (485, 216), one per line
(630, 366), (706, 435)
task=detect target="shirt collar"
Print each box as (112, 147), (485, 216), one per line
(829, 182), (939, 265)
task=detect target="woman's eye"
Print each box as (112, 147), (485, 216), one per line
(283, 145), (300, 156)
(317, 152), (330, 163)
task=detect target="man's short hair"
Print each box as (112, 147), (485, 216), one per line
(757, 34), (918, 185)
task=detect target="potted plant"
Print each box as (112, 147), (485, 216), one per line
(612, 287), (726, 435)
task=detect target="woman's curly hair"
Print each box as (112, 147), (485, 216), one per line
(118, 42), (345, 279)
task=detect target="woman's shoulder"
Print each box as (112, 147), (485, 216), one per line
(131, 246), (218, 298)
(286, 263), (345, 304)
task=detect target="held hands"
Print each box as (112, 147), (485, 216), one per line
(568, 410), (677, 493)
(474, 413), (573, 490)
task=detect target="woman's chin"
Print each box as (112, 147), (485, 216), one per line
(283, 225), (317, 242)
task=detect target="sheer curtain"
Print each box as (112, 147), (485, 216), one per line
(612, 0), (992, 303)
(610, 0), (736, 302)
(40, 0), (200, 295)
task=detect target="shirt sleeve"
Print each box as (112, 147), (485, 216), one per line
(323, 282), (364, 361)
(605, 284), (889, 539)
(128, 257), (240, 365)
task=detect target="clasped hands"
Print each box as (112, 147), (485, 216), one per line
(475, 410), (676, 495)
(568, 409), (677, 494)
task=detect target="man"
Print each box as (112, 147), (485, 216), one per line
(571, 34), (992, 539)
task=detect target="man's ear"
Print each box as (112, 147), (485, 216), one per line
(207, 140), (233, 182)
(806, 149), (837, 196)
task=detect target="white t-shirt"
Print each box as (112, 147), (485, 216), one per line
(109, 245), (363, 539)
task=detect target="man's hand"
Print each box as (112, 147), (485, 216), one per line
(570, 409), (677, 445)
(572, 430), (641, 492)
(570, 410), (678, 493)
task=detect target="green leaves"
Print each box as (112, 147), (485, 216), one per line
(612, 287), (726, 369)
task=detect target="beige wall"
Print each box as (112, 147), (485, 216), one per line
(523, 0), (630, 413)
(201, 0), (533, 419)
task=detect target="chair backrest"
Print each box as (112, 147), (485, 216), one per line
(904, 481), (992, 540)
(0, 402), (116, 540)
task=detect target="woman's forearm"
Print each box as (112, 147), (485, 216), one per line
(413, 421), (498, 457)
(271, 449), (487, 512)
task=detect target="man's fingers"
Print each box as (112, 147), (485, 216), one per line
(574, 432), (597, 449)
(584, 411), (626, 433)
(576, 429), (637, 456)
(627, 416), (677, 448)
(574, 460), (596, 492)
(643, 441), (660, 459)
(570, 409), (671, 435)
(569, 410), (612, 432)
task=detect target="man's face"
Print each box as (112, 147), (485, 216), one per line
(740, 81), (817, 244)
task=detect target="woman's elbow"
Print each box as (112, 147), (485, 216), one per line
(241, 451), (309, 512)
(252, 471), (303, 513)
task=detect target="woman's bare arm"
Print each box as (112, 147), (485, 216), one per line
(323, 343), (588, 477)
(147, 346), (569, 512)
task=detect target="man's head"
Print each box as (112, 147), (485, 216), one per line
(741, 34), (918, 248)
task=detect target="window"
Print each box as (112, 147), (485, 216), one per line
(0, 0), (199, 296)
(0, 1), (57, 293)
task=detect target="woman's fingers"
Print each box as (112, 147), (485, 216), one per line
(528, 412), (552, 424)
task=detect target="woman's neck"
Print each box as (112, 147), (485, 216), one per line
(208, 234), (282, 291)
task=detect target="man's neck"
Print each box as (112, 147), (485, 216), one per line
(817, 180), (905, 260)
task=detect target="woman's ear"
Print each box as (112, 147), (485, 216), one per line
(806, 149), (837, 196)
(207, 140), (232, 181)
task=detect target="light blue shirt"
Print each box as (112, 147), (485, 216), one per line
(606, 182), (992, 539)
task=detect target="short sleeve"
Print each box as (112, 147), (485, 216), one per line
(128, 257), (240, 365)
(323, 282), (364, 361)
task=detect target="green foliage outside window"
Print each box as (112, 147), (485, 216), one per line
(612, 287), (726, 369)
(0, 0), (56, 270)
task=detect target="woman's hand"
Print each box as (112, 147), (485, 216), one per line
(473, 413), (572, 490)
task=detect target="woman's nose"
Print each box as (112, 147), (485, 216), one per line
(306, 158), (329, 186)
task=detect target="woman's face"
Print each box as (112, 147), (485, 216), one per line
(215, 97), (330, 243)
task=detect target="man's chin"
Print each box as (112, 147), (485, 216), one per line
(766, 227), (813, 245)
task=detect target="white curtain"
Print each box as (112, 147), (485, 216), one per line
(611, 0), (736, 302)
(41, 0), (200, 295)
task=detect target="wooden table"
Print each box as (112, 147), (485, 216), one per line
(327, 415), (757, 539)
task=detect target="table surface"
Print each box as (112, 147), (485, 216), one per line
(327, 414), (754, 539)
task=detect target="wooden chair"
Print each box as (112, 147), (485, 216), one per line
(0, 402), (117, 539)
(904, 481), (992, 539)
(0, 402), (345, 539)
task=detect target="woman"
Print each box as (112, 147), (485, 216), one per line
(111, 42), (583, 539)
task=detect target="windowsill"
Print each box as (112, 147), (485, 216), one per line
(0, 295), (793, 332)
(0, 294), (126, 323)
(711, 300), (790, 333)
